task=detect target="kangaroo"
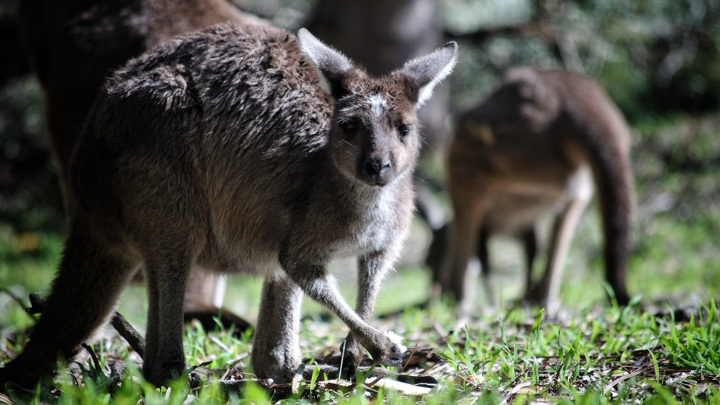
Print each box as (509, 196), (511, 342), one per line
(441, 68), (633, 312)
(16, 0), (269, 333)
(0, 24), (457, 387)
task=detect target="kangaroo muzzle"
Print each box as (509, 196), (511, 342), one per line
(358, 153), (393, 186)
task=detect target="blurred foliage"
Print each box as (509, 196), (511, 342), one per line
(0, 78), (64, 232)
(236, 0), (315, 28)
(442, 0), (720, 121)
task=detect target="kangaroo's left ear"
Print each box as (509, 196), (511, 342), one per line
(400, 42), (458, 108)
(298, 28), (352, 97)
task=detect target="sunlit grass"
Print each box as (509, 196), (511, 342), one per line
(2, 229), (720, 402)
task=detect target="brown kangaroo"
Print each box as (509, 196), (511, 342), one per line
(16, 0), (268, 333)
(441, 68), (633, 312)
(0, 24), (457, 387)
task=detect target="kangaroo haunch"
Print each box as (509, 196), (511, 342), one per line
(0, 24), (457, 387)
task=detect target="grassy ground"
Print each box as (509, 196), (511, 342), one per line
(1, 113), (719, 403)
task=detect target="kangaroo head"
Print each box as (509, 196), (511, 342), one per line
(298, 29), (457, 187)
(480, 68), (561, 132)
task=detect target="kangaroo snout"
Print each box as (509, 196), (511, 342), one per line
(359, 154), (393, 186)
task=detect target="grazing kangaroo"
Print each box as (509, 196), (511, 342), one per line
(0, 24), (457, 386)
(16, 0), (268, 333)
(442, 68), (633, 312)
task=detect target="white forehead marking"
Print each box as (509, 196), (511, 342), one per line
(367, 94), (388, 117)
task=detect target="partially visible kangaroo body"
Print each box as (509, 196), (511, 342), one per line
(0, 24), (457, 386)
(16, 0), (268, 333)
(442, 68), (633, 311)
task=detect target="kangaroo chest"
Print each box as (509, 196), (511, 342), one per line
(323, 189), (404, 259)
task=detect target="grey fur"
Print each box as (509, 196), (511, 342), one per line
(0, 24), (457, 386)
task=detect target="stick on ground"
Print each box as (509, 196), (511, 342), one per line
(27, 293), (146, 358)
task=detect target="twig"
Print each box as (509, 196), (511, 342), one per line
(27, 293), (44, 314)
(82, 343), (103, 372)
(400, 342), (419, 373)
(109, 311), (145, 358)
(500, 381), (533, 405)
(25, 293), (146, 359)
(367, 373), (384, 387)
(603, 367), (647, 396)
(338, 339), (346, 380)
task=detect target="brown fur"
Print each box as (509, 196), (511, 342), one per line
(15, 0), (269, 334)
(0, 24), (457, 386)
(441, 68), (633, 311)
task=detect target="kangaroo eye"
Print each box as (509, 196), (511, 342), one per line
(398, 124), (412, 136)
(339, 121), (357, 133)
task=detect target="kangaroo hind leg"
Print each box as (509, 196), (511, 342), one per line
(142, 250), (197, 386)
(0, 220), (138, 387)
(525, 166), (593, 312)
(251, 274), (303, 383)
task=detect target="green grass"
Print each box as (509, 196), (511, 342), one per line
(1, 113), (720, 403)
(3, 296), (719, 403)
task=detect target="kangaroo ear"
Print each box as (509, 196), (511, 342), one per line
(400, 42), (458, 108)
(298, 28), (352, 96)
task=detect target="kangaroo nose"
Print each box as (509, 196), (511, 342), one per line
(364, 158), (391, 177)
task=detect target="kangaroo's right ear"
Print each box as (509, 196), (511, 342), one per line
(400, 42), (458, 108)
(298, 28), (352, 97)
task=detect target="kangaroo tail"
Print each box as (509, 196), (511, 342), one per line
(581, 108), (634, 305)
